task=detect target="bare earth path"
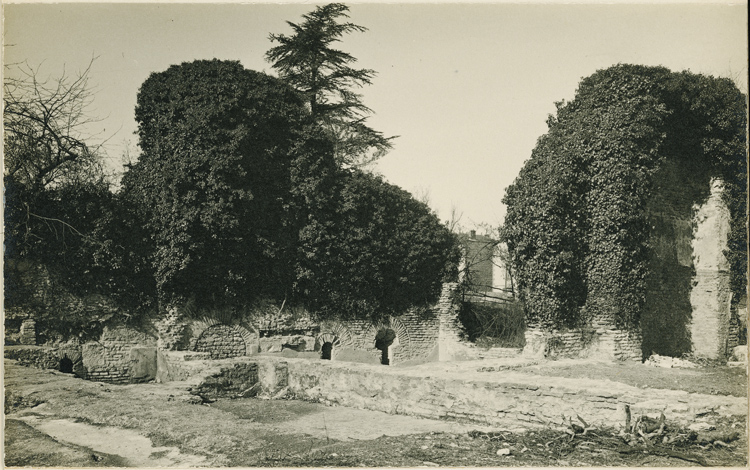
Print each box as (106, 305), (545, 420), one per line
(4, 359), (748, 467)
(4, 360), (490, 467)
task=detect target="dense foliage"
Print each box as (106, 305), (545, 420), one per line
(457, 300), (526, 348)
(123, 59), (310, 311)
(4, 62), (153, 339)
(502, 64), (747, 331)
(266, 3), (395, 167)
(297, 170), (460, 321)
(124, 59), (457, 321)
(4, 179), (156, 339)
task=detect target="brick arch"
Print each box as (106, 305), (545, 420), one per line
(56, 346), (85, 377)
(189, 316), (258, 357)
(56, 346), (82, 363)
(364, 317), (411, 364)
(316, 323), (355, 358)
(364, 318), (410, 350)
(389, 317), (411, 353)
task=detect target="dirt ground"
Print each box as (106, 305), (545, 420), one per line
(4, 359), (749, 467)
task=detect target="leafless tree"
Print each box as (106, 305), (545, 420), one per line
(4, 59), (107, 192)
(446, 205), (464, 233)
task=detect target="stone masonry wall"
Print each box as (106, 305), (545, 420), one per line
(4, 346), (61, 370)
(240, 356), (746, 430)
(322, 311), (441, 365)
(727, 295), (747, 349)
(173, 283), (469, 366)
(641, 172), (733, 360)
(83, 326), (158, 384)
(523, 328), (642, 361)
(19, 319), (37, 345)
(191, 362), (259, 401)
(6, 325), (159, 384)
(689, 179), (732, 360)
(436, 283), (475, 361)
(194, 324), (247, 359)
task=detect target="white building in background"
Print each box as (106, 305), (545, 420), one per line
(458, 230), (514, 302)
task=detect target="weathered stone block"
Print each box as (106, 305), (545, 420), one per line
(259, 337), (283, 353)
(129, 347), (157, 382)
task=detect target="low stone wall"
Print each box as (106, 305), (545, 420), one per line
(4, 346), (61, 370)
(6, 326), (158, 384)
(281, 358), (744, 428)
(160, 354), (746, 431)
(523, 328), (642, 361)
(191, 362), (260, 401)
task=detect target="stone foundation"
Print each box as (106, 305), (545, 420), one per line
(5, 325), (158, 384)
(523, 328), (641, 361)
(162, 354), (746, 430)
(153, 283), (476, 366)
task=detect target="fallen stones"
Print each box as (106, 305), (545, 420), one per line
(644, 354), (697, 369)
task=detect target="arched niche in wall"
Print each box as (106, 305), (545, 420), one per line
(189, 316), (259, 358)
(315, 323), (354, 360)
(364, 318), (410, 366)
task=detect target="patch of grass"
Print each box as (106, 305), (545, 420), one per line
(4, 391), (44, 414)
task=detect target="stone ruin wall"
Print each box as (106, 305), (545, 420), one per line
(5, 285), (471, 384)
(727, 295), (747, 351)
(175, 283), (469, 366)
(644, 177), (735, 360)
(688, 179), (733, 359)
(523, 328), (642, 361)
(4, 325), (158, 384)
(81, 326), (158, 383)
(521, 175), (739, 362)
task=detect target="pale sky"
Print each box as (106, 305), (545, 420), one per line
(3, 2), (747, 228)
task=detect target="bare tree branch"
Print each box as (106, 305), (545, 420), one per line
(4, 58), (107, 192)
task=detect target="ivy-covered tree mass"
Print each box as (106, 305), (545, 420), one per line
(123, 59), (457, 321)
(502, 64), (747, 336)
(297, 170), (460, 322)
(122, 59), (310, 311)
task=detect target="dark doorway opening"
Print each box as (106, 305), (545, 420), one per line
(321, 341), (333, 360)
(59, 356), (73, 374)
(374, 328), (396, 365)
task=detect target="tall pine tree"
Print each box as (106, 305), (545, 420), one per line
(266, 3), (395, 168)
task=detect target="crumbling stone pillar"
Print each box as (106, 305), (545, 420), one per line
(689, 179), (732, 360)
(19, 319), (37, 345)
(156, 306), (190, 351)
(437, 283), (474, 361)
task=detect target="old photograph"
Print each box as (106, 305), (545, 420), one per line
(3, 1), (748, 467)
